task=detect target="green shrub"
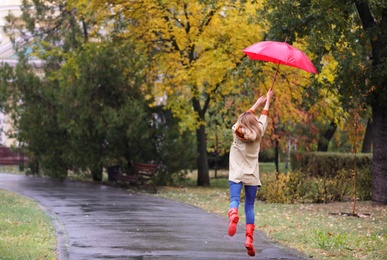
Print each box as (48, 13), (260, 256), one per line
(356, 166), (372, 200)
(288, 151), (372, 202)
(307, 169), (352, 203)
(290, 151), (372, 177)
(259, 172), (309, 203)
(264, 173), (290, 203)
(258, 166), (372, 203)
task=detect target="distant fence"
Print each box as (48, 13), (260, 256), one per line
(0, 146), (27, 166)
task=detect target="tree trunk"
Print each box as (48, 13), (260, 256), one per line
(274, 137), (280, 174)
(92, 164), (103, 182)
(317, 121), (337, 152)
(196, 124), (210, 186)
(285, 138), (291, 169)
(371, 106), (387, 204)
(361, 118), (372, 153)
(214, 129), (219, 178)
(354, 0), (387, 204)
(272, 123), (280, 174)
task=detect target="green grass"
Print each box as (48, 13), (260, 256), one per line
(0, 189), (57, 260)
(255, 201), (386, 259)
(156, 186), (387, 259)
(156, 163), (387, 260)
(0, 165), (25, 175)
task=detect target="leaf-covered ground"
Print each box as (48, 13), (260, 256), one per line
(156, 184), (387, 260)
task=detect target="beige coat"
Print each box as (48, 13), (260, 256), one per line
(229, 114), (268, 186)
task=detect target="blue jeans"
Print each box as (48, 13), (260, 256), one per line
(229, 181), (258, 224)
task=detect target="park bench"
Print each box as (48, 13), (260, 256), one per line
(112, 162), (159, 193)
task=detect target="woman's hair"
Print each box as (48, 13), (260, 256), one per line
(236, 112), (263, 142)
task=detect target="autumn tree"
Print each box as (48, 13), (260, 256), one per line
(80, 0), (271, 186)
(1, 0), (196, 181)
(261, 1), (387, 204)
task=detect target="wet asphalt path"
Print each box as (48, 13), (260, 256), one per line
(0, 173), (305, 260)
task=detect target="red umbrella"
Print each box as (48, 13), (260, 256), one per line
(243, 40), (318, 87)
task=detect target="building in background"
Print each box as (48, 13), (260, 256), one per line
(0, 1), (43, 148)
(0, 0), (22, 64)
(0, 1), (22, 147)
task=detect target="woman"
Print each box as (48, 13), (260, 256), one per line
(228, 88), (274, 257)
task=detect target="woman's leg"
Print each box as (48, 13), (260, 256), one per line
(244, 185), (258, 256)
(228, 181), (242, 209)
(228, 181), (242, 236)
(244, 185), (258, 224)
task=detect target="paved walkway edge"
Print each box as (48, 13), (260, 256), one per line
(39, 203), (70, 260)
(1, 174), (308, 259)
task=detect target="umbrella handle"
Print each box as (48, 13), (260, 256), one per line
(271, 36), (286, 88)
(271, 63), (280, 89)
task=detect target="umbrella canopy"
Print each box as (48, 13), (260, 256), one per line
(243, 41), (318, 74)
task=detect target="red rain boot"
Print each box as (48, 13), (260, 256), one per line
(227, 208), (239, 236)
(245, 224), (255, 256)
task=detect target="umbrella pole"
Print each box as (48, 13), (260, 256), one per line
(271, 63), (280, 89)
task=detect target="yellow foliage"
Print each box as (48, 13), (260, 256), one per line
(319, 54), (338, 84)
(81, 0), (326, 148)
(87, 0), (267, 130)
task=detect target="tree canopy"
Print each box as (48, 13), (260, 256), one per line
(260, 0), (387, 203)
(0, 0), (196, 181)
(1, 0), (380, 197)
(80, 0), (326, 185)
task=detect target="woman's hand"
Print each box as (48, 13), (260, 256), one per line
(249, 94), (266, 112)
(263, 88), (274, 111)
(266, 88), (274, 100)
(256, 95), (267, 106)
